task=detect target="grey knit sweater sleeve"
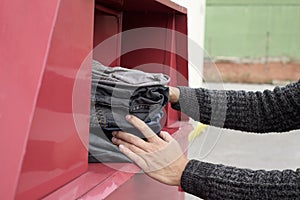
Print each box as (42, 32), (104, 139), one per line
(172, 80), (300, 199)
(181, 160), (300, 199)
(172, 79), (300, 133)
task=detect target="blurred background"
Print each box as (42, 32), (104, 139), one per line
(203, 0), (300, 83)
(182, 1), (300, 199)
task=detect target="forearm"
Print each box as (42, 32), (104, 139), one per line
(181, 160), (300, 200)
(171, 80), (300, 133)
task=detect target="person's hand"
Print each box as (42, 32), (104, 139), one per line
(111, 115), (189, 186)
(169, 86), (180, 104)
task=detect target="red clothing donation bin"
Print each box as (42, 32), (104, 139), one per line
(0, 0), (191, 199)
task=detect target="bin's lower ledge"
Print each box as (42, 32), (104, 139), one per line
(44, 122), (192, 200)
(43, 163), (140, 200)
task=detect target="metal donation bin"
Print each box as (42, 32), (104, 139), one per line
(0, 0), (192, 199)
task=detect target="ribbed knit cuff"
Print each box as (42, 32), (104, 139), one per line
(171, 86), (201, 121)
(180, 160), (214, 198)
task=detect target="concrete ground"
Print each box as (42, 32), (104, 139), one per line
(185, 82), (300, 200)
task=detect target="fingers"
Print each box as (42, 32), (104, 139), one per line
(159, 131), (174, 143)
(125, 115), (159, 142)
(112, 136), (144, 154)
(169, 86), (180, 104)
(112, 131), (148, 150)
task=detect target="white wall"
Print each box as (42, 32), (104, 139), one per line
(171, 0), (206, 87)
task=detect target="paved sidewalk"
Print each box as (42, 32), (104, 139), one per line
(185, 83), (300, 200)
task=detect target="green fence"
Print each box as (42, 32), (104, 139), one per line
(205, 0), (300, 61)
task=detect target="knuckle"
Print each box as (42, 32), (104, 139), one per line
(146, 145), (156, 153)
(113, 137), (119, 143)
(114, 131), (120, 138)
(161, 131), (168, 135)
(129, 115), (137, 122)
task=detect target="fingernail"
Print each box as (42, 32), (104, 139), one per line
(119, 144), (124, 150)
(112, 137), (116, 142)
(125, 115), (131, 120)
(112, 131), (117, 136)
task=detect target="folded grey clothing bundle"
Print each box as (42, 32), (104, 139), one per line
(89, 60), (170, 163)
(89, 127), (132, 163)
(91, 60), (170, 90)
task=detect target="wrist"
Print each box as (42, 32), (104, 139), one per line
(175, 157), (189, 186)
(169, 87), (180, 104)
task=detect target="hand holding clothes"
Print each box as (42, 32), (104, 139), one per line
(172, 79), (300, 199)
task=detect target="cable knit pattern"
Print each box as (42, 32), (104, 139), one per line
(172, 79), (300, 199)
(181, 160), (300, 200)
(172, 79), (300, 133)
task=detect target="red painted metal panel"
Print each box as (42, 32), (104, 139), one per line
(95, 0), (124, 10)
(106, 174), (185, 200)
(95, 0), (186, 13)
(93, 6), (122, 66)
(0, 0), (188, 199)
(44, 123), (191, 200)
(79, 164), (140, 200)
(0, 0), (61, 199)
(44, 163), (139, 199)
(155, 0), (187, 14)
(123, 0), (186, 13)
(14, 0), (94, 199)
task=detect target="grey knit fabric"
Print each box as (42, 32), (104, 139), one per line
(181, 160), (300, 200)
(171, 79), (300, 199)
(172, 79), (300, 133)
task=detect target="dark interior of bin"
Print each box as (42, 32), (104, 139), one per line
(93, 0), (188, 128)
